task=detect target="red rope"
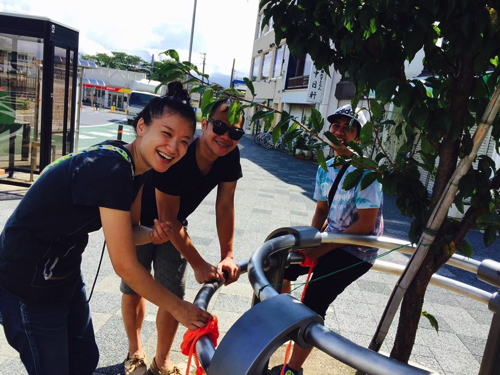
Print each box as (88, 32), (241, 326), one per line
(180, 315), (219, 375)
(280, 254), (317, 375)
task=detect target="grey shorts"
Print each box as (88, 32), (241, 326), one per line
(120, 241), (188, 299)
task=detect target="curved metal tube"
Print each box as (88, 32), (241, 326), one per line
(192, 229), (497, 373)
(305, 323), (432, 375)
(247, 234), (298, 301)
(194, 260), (248, 369)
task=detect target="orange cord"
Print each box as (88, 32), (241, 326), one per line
(280, 254), (317, 375)
(180, 315), (219, 375)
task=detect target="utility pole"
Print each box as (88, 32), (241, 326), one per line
(188, 0), (198, 63)
(229, 58), (235, 88)
(200, 53), (206, 84)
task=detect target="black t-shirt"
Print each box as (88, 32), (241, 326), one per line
(0, 140), (143, 307)
(140, 137), (242, 226)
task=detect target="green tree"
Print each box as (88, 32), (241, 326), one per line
(80, 52), (150, 73)
(259, 0), (500, 363)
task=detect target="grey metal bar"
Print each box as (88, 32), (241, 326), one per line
(372, 260), (492, 306)
(321, 233), (490, 279)
(305, 323), (432, 375)
(194, 260), (248, 369)
(478, 259), (500, 288)
(247, 234), (298, 301)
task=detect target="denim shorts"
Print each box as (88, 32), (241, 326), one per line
(120, 241), (187, 299)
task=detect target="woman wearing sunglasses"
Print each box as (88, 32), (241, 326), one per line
(120, 98), (244, 375)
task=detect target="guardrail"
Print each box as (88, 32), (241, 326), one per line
(191, 227), (500, 375)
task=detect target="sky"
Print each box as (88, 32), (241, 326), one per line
(0, 0), (260, 87)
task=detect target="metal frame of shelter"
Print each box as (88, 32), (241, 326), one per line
(0, 12), (79, 186)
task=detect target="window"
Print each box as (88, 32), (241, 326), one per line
(251, 55), (261, 81)
(261, 51), (271, 80)
(285, 54), (313, 89)
(268, 17), (274, 32)
(273, 45), (284, 78)
(257, 13), (265, 39)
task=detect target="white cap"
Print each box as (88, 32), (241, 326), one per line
(327, 104), (367, 128)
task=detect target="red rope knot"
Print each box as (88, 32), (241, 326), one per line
(180, 315), (219, 375)
(299, 250), (317, 268)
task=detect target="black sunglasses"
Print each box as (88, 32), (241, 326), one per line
(208, 117), (245, 140)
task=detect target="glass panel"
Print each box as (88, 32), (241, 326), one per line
(0, 33), (43, 175)
(273, 46), (284, 78)
(261, 51), (271, 81)
(66, 50), (74, 153)
(251, 55), (261, 81)
(52, 46), (67, 161)
(304, 54), (313, 77)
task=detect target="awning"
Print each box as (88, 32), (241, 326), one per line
(83, 78), (106, 86)
(78, 59), (97, 69)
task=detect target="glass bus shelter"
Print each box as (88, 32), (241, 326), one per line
(0, 12), (78, 186)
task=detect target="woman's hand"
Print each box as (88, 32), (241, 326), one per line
(149, 219), (173, 244)
(193, 260), (223, 284)
(217, 257), (240, 285)
(171, 300), (213, 330)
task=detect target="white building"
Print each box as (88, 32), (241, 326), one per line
(245, 8), (500, 211)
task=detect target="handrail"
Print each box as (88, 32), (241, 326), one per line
(193, 229), (500, 374)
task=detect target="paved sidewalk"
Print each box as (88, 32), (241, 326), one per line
(0, 135), (498, 375)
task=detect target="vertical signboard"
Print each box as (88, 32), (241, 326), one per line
(306, 66), (327, 103)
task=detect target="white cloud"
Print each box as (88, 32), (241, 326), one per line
(1, 0), (259, 85)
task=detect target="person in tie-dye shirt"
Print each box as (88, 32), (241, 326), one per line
(275, 104), (383, 375)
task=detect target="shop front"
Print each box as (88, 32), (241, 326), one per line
(0, 13), (78, 185)
(82, 82), (130, 111)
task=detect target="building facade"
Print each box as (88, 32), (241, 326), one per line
(245, 8), (500, 211)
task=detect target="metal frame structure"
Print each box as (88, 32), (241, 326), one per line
(189, 226), (500, 374)
(0, 12), (79, 186)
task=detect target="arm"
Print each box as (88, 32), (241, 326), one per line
(311, 200), (330, 231)
(215, 181), (240, 285)
(303, 208), (379, 261)
(156, 189), (221, 283)
(99, 206), (212, 330)
(131, 186), (172, 245)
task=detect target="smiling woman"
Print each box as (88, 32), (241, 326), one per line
(0, 81), (215, 375)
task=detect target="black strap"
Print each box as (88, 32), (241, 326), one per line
(328, 163), (350, 207)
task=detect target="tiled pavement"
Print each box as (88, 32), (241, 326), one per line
(0, 134), (498, 375)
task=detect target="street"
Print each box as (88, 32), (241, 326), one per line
(0, 109), (499, 374)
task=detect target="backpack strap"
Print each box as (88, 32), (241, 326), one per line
(328, 163), (350, 207)
(40, 144), (134, 177)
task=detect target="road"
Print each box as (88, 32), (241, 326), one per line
(76, 107), (135, 150)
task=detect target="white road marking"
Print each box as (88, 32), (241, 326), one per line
(88, 132), (117, 137)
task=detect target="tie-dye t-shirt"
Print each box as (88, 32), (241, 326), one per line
(314, 159), (384, 263)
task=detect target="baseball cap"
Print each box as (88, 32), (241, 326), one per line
(327, 104), (367, 128)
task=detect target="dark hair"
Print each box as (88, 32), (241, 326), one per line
(132, 81), (196, 134)
(210, 97), (246, 126)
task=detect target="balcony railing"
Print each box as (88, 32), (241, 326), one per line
(286, 75), (309, 89)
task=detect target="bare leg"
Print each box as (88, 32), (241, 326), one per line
(281, 278), (292, 294)
(121, 294), (146, 357)
(287, 345), (313, 371)
(153, 308), (180, 371)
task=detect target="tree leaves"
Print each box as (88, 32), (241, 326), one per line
(421, 311), (439, 333)
(343, 168), (364, 190)
(375, 78), (399, 103)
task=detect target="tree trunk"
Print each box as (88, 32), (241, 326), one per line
(390, 241), (451, 362)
